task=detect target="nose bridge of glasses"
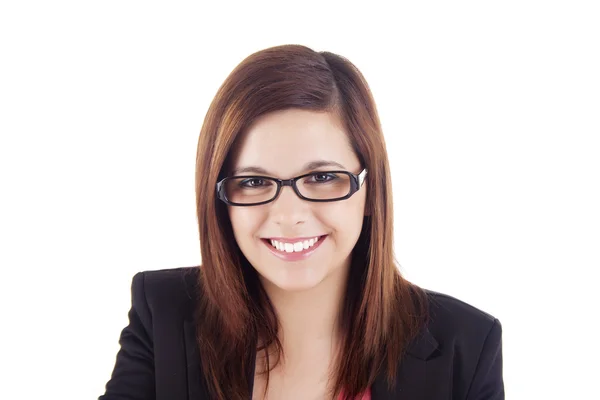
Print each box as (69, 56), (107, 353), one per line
(271, 177), (303, 203)
(280, 178), (296, 187)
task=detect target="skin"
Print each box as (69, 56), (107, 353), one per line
(226, 108), (368, 399)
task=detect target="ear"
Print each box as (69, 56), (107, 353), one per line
(364, 202), (371, 217)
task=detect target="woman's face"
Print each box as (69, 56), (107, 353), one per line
(227, 109), (367, 293)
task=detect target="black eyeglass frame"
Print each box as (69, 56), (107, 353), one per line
(216, 168), (368, 207)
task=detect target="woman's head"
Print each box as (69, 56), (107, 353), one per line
(196, 44), (394, 295)
(194, 44), (428, 400)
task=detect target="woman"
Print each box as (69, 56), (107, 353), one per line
(99, 44), (504, 400)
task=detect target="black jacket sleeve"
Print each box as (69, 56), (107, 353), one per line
(99, 272), (156, 400)
(466, 318), (505, 400)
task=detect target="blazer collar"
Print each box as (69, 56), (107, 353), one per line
(371, 325), (439, 399)
(405, 325), (439, 360)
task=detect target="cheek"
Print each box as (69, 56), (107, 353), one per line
(321, 199), (365, 232)
(228, 208), (262, 238)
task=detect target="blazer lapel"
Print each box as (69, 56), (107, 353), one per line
(371, 326), (439, 400)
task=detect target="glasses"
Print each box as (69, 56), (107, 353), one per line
(216, 168), (368, 206)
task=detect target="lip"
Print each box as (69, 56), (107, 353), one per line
(263, 235), (325, 242)
(261, 235), (328, 262)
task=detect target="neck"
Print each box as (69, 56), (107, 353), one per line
(259, 260), (351, 364)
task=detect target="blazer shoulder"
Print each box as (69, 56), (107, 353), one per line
(420, 289), (504, 398)
(135, 266), (200, 320)
(423, 288), (500, 346)
(425, 289), (498, 323)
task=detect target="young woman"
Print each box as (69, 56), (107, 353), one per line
(100, 44), (504, 400)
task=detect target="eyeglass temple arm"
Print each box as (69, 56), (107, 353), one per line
(358, 169), (368, 186)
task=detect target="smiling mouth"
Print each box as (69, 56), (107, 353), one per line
(261, 235), (328, 254)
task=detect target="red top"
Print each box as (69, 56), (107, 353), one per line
(337, 387), (371, 400)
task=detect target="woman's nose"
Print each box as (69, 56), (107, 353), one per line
(269, 185), (309, 225)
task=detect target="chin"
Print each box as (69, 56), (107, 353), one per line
(274, 280), (320, 293)
(259, 269), (325, 293)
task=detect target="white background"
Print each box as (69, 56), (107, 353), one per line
(1, 1), (598, 399)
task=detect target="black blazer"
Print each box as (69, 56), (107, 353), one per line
(99, 267), (504, 400)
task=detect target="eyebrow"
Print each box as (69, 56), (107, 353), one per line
(231, 160), (347, 176)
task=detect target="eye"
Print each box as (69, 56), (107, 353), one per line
(308, 173), (338, 183)
(239, 178), (270, 188)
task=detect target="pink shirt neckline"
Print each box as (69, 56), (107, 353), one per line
(337, 387), (371, 400)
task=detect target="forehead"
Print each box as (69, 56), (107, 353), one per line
(230, 109), (359, 177)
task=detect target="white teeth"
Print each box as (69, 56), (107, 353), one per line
(268, 236), (323, 253)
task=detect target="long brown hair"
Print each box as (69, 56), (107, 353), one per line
(193, 44), (429, 400)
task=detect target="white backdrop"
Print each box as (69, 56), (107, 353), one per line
(1, 1), (598, 399)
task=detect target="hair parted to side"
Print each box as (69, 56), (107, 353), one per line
(193, 44), (429, 400)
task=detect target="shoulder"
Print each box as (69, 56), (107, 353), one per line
(425, 288), (499, 329)
(131, 266), (200, 320)
(411, 288), (502, 364)
(411, 289), (504, 397)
